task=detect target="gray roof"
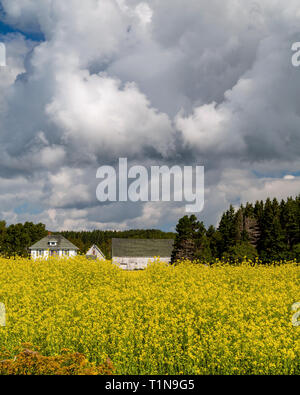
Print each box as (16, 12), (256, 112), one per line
(112, 238), (174, 258)
(29, 235), (79, 250)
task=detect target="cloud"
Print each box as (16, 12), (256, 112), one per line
(175, 102), (244, 154)
(46, 71), (174, 160)
(0, 0), (299, 231)
(284, 175), (295, 180)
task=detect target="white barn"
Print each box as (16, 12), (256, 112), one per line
(112, 238), (174, 270)
(29, 234), (79, 259)
(86, 244), (106, 261)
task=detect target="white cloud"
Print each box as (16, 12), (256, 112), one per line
(284, 175), (295, 180)
(0, 0), (299, 230)
(134, 3), (153, 26)
(175, 102), (244, 153)
(46, 71), (174, 158)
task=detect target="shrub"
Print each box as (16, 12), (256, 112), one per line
(0, 345), (114, 375)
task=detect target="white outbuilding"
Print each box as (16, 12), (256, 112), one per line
(112, 238), (174, 270)
(86, 244), (106, 261)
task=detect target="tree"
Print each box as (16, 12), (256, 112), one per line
(235, 207), (261, 248)
(171, 215), (209, 263)
(258, 198), (286, 262)
(218, 205), (237, 254)
(0, 221), (6, 257)
(0, 221), (48, 258)
(224, 241), (258, 263)
(293, 243), (300, 261)
(171, 216), (197, 263)
(3, 224), (31, 258)
(194, 235), (213, 262)
(281, 197), (299, 251)
(207, 227), (223, 258)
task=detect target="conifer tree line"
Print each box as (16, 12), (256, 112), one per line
(0, 195), (299, 262)
(171, 195), (300, 264)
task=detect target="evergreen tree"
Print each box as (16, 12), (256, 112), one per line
(218, 205), (236, 255)
(171, 215), (210, 263)
(208, 227), (223, 259)
(258, 198), (286, 261)
(171, 215), (198, 263)
(172, 195), (299, 264)
(281, 197), (299, 251)
(224, 241), (258, 262)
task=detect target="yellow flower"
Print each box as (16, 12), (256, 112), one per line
(0, 257), (298, 375)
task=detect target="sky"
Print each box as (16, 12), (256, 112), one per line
(0, 0), (299, 232)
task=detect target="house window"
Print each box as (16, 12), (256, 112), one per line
(48, 240), (57, 247)
(37, 250), (43, 257)
(62, 250), (69, 256)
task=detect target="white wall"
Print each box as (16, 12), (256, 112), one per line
(31, 250), (47, 259)
(69, 250), (77, 257)
(112, 257), (170, 270)
(31, 249), (77, 260)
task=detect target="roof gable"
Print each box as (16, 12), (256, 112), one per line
(29, 235), (79, 250)
(112, 238), (174, 258)
(86, 244), (105, 258)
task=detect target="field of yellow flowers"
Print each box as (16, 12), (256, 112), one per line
(0, 257), (299, 375)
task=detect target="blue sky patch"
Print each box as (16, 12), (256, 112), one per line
(253, 170), (300, 179)
(14, 203), (44, 216)
(0, 20), (45, 41)
(0, 1), (45, 42)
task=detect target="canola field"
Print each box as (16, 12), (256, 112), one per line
(0, 257), (299, 375)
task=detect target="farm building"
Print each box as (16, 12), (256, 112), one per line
(86, 244), (106, 260)
(29, 234), (79, 259)
(112, 238), (174, 270)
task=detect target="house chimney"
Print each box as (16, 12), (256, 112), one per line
(48, 231), (52, 236)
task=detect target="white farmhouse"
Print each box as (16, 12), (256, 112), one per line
(112, 238), (174, 270)
(86, 244), (106, 261)
(29, 234), (79, 259)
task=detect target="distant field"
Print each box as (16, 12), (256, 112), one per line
(0, 257), (299, 375)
